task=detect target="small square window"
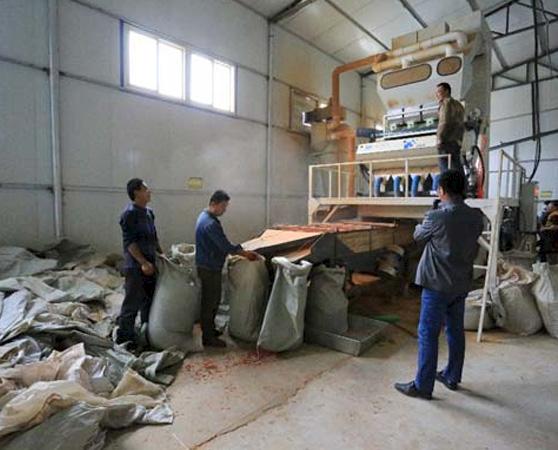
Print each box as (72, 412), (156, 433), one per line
(158, 41), (184, 99)
(190, 54), (235, 113)
(128, 30), (157, 91)
(125, 25), (185, 100)
(190, 54), (213, 105)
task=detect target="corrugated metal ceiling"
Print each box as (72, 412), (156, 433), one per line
(237, 0), (558, 85)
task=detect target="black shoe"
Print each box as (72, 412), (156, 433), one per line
(436, 371), (458, 391)
(203, 337), (226, 348)
(394, 381), (432, 400)
(115, 332), (135, 347)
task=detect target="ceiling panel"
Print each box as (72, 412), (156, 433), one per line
(246, 0), (551, 81)
(354, 0), (408, 33)
(282, 1), (345, 41)
(372, 11), (421, 46)
(493, 76), (519, 89)
(413, 0), (471, 24)
(486, 2), (534, 33)
(497, 23), (558, 67)
(312, 20), (366, 55)
(333, 35), (386, 62)
(544, 0), (558, 14)
(505, 65), (529, 80)
(498, 36), (534, 67)
(491, 48), (504, 71)
(329, 0), (373, 13)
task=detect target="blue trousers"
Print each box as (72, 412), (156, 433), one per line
(415, 288), (466, 394)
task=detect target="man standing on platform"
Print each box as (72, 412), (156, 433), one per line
(436, 82), (465, 175)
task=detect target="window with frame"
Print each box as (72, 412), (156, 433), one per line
(190, 53), (235, 113)
(124, 25), (185, 100)
(122, 23), (236, 113)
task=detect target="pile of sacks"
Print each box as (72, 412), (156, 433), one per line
(0, 241), (184, 449)
(464, 261), (558, 338)
(150, 244), (351, 353)
(227, 257), (349, 352)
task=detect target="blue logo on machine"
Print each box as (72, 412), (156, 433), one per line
(403, 139), (417, 149)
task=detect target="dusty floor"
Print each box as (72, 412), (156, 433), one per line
(106, 291), (558, 450)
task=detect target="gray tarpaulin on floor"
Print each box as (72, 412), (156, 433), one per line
(1, 403), (107, 450)
(0, 243), (185, 448)
(0, 247), (57, 280)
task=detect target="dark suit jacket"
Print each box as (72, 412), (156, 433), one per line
(414, 199), (484, 295)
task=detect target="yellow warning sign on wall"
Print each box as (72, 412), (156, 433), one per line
(187, 177), (203, 190)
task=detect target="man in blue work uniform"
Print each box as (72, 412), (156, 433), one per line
(195, 190), (258, 348)
(395, 170), (483, 399)
(115, 178), (162, 347)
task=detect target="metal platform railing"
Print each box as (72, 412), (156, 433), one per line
(308, 149), (528, 344)
(308, 149), (525, 203)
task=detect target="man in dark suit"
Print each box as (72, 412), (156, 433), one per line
(395, 170), (484, 399)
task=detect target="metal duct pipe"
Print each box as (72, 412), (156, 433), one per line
(48, 0), (63, 239)
(327, 123), (356, 196)
(329, 32), (468, 123)
(330, 54), (386, 125)
(265, 23), (274, 227)
(387, 31), (467, 59)
(375, 43), (456, 72)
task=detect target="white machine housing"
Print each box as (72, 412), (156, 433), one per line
(356, 12), (492, 173)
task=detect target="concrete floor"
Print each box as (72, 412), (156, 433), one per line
(106, 293), (558, 450)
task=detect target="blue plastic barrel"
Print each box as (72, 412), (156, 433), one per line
(411, 175), (421, 197)
(374, 176), (383, 197)
(432, 174), (441, 191)
(393, 176), (402, 197)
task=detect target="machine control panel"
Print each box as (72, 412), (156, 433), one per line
(357, 134), (437, 156)
(383, 103), (439, 140)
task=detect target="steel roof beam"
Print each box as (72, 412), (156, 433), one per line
(270, 0), (319, 23)
(516, 1), (558, 19)
(484, 0), (518, 17)
(494, 16), (558, 40)
(492, 46), (558, 76)
(492, 74), (558, 90)
(398, 0), (427, 28)
(466, 0), (511, 73)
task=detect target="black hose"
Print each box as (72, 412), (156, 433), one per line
(528, 0), (543, 182)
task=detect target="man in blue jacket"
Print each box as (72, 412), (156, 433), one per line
(395, 170), (484, 399)
(116, 178), (162, 347)
(195, 190), (258, 347)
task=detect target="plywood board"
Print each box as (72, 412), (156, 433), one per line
(242, 229), (323, 252)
